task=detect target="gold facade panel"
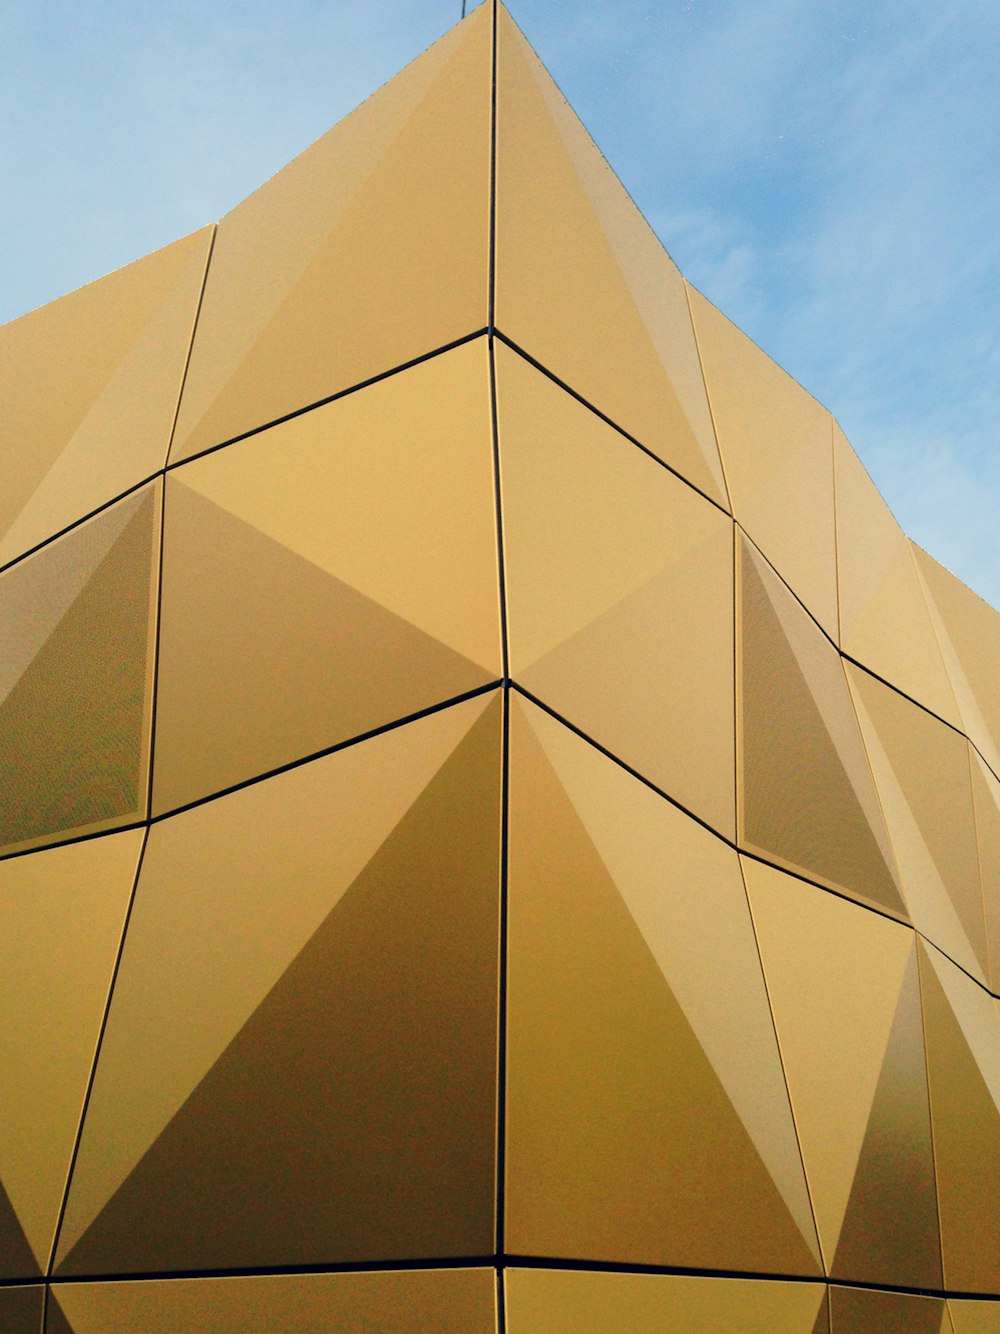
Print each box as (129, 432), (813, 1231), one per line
(153, 343), (500, 814)
(49, 1268), (497, 1333)
(498, 342), (736, 837)
(56, 694), (501, 1275)
(918, 939), (1000, 1294)
(0, 483), (160, 856)
(0, 227), (211, 567)
(504, 1268), (829, 1334)
(833, 425), (959, 725)
(970, 748), (1000, 992)
(744, 859), (941, 1287)
(848, 664), (989, 983)
(913, 543), (1000, 777)
(949, 1301), (1000, 1333)
(0, 830), (143, 1277)
(829, 1284), (949, 1334)
(494, 11), (729, 507)
(0, 1284), (44, 1334)
(169, 6), (492, 464)
(738, 535), (905, 915)
(506, 695), (821, 1275)
(689, 285), (838, 636)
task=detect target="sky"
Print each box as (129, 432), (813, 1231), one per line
(2, 0), (998, 609)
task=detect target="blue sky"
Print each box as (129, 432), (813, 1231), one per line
(3, 0), (998, 609)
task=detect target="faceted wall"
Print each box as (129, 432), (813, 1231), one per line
(1, 3), (999, 1331)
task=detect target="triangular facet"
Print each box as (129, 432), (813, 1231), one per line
(493, 9), (728, 507)
(0, 1284), (45, 1333)
(832, 948), (942, 1287)
(58, 695), (501, 1273)
(170, 5), (492, 464)
(0, 1178), (38, 1281)
(918, 940), (1000, 1294)
(833, 424), (960, 727)
(848, 663), (989, 983)
(738, 536), (904, 914)
(505, 695), (821, 1275)
(948, 1299), (1000, 1334)
(0, 830), (143, 1272)
(498, 342), (735, 835)
(970, 747), (1000, 993)
(0, 227), (212, 567)
(152, 480), (493, 814)
(829, 1286), (948, 1334)
(49, 1269), (497, 1333)
(0, 486), (158, 854)
(743, 858), (915, 1272)
(689, 286), (838, 636)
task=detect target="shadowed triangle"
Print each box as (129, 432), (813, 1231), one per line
(59, 701), (502, 1275)
(0, 1178), (38, 1281)
(832, 948), (942, 1287)
(740, 540), (904, 914)
(0, 1284), (45, 1334)
(0, 491), (155, 849)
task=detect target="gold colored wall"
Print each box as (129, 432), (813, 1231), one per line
(1, 4), (998, 1331)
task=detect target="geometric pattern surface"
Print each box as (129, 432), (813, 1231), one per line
(3, 2), (1000, 1329)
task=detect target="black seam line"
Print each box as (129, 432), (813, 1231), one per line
(499, 1256), (1000, 1301)
(46, 826), (152, 1277)
(149, 681), (504, 823)
(487, 0), (498, 336)
(494, 685), (511, 1258)
(164, 328), (490, 472)
(0, 818), (148, 865)
(41, 1281), (49, 1329)
(163, 224), (218, 469)
(495, 1262), (507, 1333)
(491, 330), (732, 520)
(510, 682), (1000, 1003)
(44, 1257), (498, 1287)
(143, 478), (168, 818)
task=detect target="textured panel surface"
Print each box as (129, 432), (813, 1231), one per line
(49, 1268), (497, 1333)
(0, 1284), (44, 1334)
(0, 831), (143, 1276)
(154, 342), (500, 813)
(829, 1284), (949, 1333)
(504, 1269), (829, 1334)
(745, 859), (941, 1287)
(494, 9), (728, 507)
(498, 341), (735, 836)
(506, 695), (821, 1274)
(0, 227), (211, 568)
(0, 484), (160, 855)
(169, 5), (491, 464)
(690, 286), (838, 635)
(738, 535), (904, 914)
(57, 695), (501, 1274)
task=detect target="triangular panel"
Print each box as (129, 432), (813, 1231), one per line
(0, 1284), (44, 1334)
(50, 1268), (497, 1333)
(949, 1300), (1000, 1334)
(738, 535), (904, 914)
(493, 9), (728, 507)
(970, 747), (1000, 993)
(0, 830), (143, 1273)
(57, 694), (501, 1273)
(0, 484), (159, 855)
(744, 859), (940, 1287)
(506, 695), (821, 1275)
(169, 5), (492, 463)
(849, 663), (988, 982)
(154, 343), (500, 813)
(829, 1285), (948, 1334)
(498, 342), (735, 836)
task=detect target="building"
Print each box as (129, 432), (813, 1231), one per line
(1, 3), (999, 1329)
